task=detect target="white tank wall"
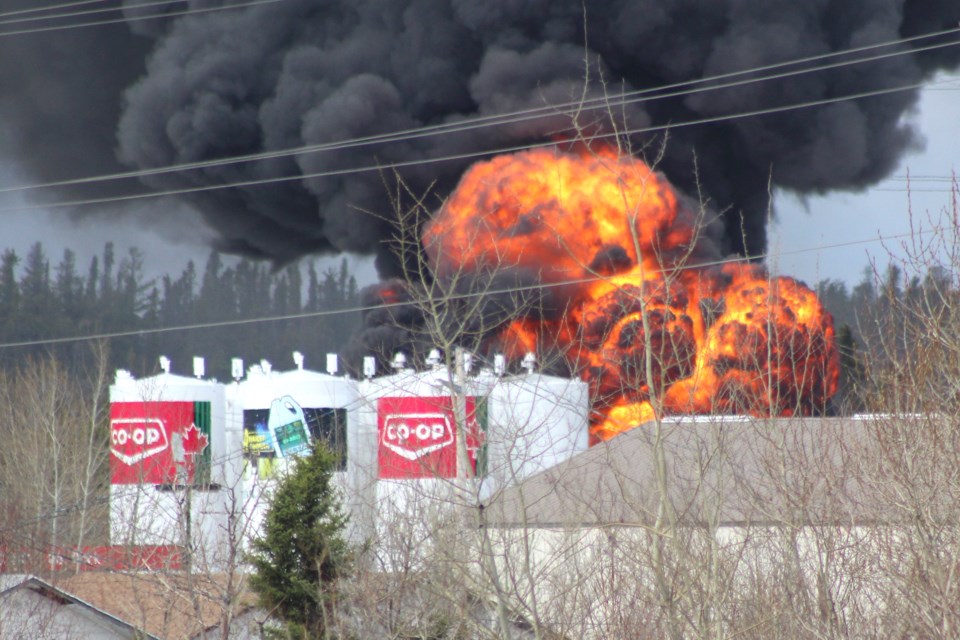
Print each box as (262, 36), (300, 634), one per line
(110, 372), (231, 486)
(484, 373), (589, 498)
(351, 366), (500, 544)
(109, 372), (235, 570)
(108, 485), (236, 571)
(229, 366), (358, 549)
(351, 364), (589, 545)
(349, 376), (379, 546)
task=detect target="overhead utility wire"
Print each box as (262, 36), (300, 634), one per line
(0, 75), (944, 215)
(0, 25), (957, 197)
(0, 0), (190, 27)
(0, 226), (936, 352)
(0, 0), (104, 19)
(0, 0), (290, 37)
(875, 187), (959, 192)
(887, 174), (960, 182)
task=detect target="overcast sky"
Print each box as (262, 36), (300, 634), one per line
(0, 73), (956, 292)
(770, 71), (960, 287)
(0, 165), (380, 288)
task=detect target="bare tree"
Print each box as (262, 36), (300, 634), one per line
(840, 176), (960, 638)
(0, 344), (112, 575)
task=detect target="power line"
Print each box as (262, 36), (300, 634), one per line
(886, 176), (959, 182)
(0, 0), (189, 27)
(1, 26), (958, 198)
(0, 0), (291, 38)
(0, 0), (105, 20)
(874, 188), (959, 193)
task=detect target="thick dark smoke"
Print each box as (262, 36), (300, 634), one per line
(1, 0), (959, 274)
(0, 3), (151, 199)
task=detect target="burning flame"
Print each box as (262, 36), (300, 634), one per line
(423, 144), (839, 442)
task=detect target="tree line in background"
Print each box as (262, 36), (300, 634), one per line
(0, 242), (362, 381)
(815, 261), (958, 413)
(0, 238), (954, 409)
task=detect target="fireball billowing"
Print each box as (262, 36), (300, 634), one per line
(423, 144), (839, 441)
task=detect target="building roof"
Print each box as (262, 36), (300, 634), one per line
(53, 572), (258, 640)
(486, 415), (902, 528)
(1, 574), (147, 638)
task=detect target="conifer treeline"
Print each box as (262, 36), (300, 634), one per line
(815, 263), (960, 413)
(0, 240), (948, 407)
(0, 242), (362, 380)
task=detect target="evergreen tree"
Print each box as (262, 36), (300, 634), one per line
(326, 258), (361, 355)
(19, 242), (55, 342)
(248, 444), (349, 639)
(84, 255), (99, 315)
(306, 262), (320, 313)
(286, 263), (302, 315)
(0, 249), (20, 337)
(110, 247), (150, 368)
(54, 249), (83, 318)
(115, 247), (151, 321)
(235, 258), (271, 319)
(816, 278), (853, 329)
(54, 249), (88, 369)
(194, 251), (238, 377)
(851, 265), (877, 322)
(233, 258), (272, 367)
(158, 260), (197, 373)
(834, 324), (865, 413)
(198, 250), (235, 321)
(100, 241), (115, 303)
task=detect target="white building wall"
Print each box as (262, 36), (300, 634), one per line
(484, 372), (589, 498)
(350, 363), (590, 554)
(109, 371), (236, 571)
(0, 589), (131, 640)
(227, 363), (357, 551)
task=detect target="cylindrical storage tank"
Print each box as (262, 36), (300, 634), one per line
(483, 372), (589, 499)
(353, 360), (498, 547)
(229, 361), (358, 546)
(108, 369), (229, 568)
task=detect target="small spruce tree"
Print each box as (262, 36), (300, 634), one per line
(249, 443), (349, 639)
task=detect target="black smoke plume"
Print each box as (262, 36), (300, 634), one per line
(1, 0), (959, 275)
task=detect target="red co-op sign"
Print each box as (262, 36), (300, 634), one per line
(377, 396), (484, 479)
(110, 402), (209, 485)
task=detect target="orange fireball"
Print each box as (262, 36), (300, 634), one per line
(424, 144), (839, 442)
(423, 144), (691, 279)
(664, 264), (839, 419)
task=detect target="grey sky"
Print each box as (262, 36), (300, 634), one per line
(0, 165), (379, 288)
(770, 71), (960, 287)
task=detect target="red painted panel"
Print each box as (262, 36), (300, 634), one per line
(110, 402), (207, 485)
(377, 396), (483, 479)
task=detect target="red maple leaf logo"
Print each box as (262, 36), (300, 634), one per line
(181, 422), (209, 457)
(174, 423), (209, 481)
